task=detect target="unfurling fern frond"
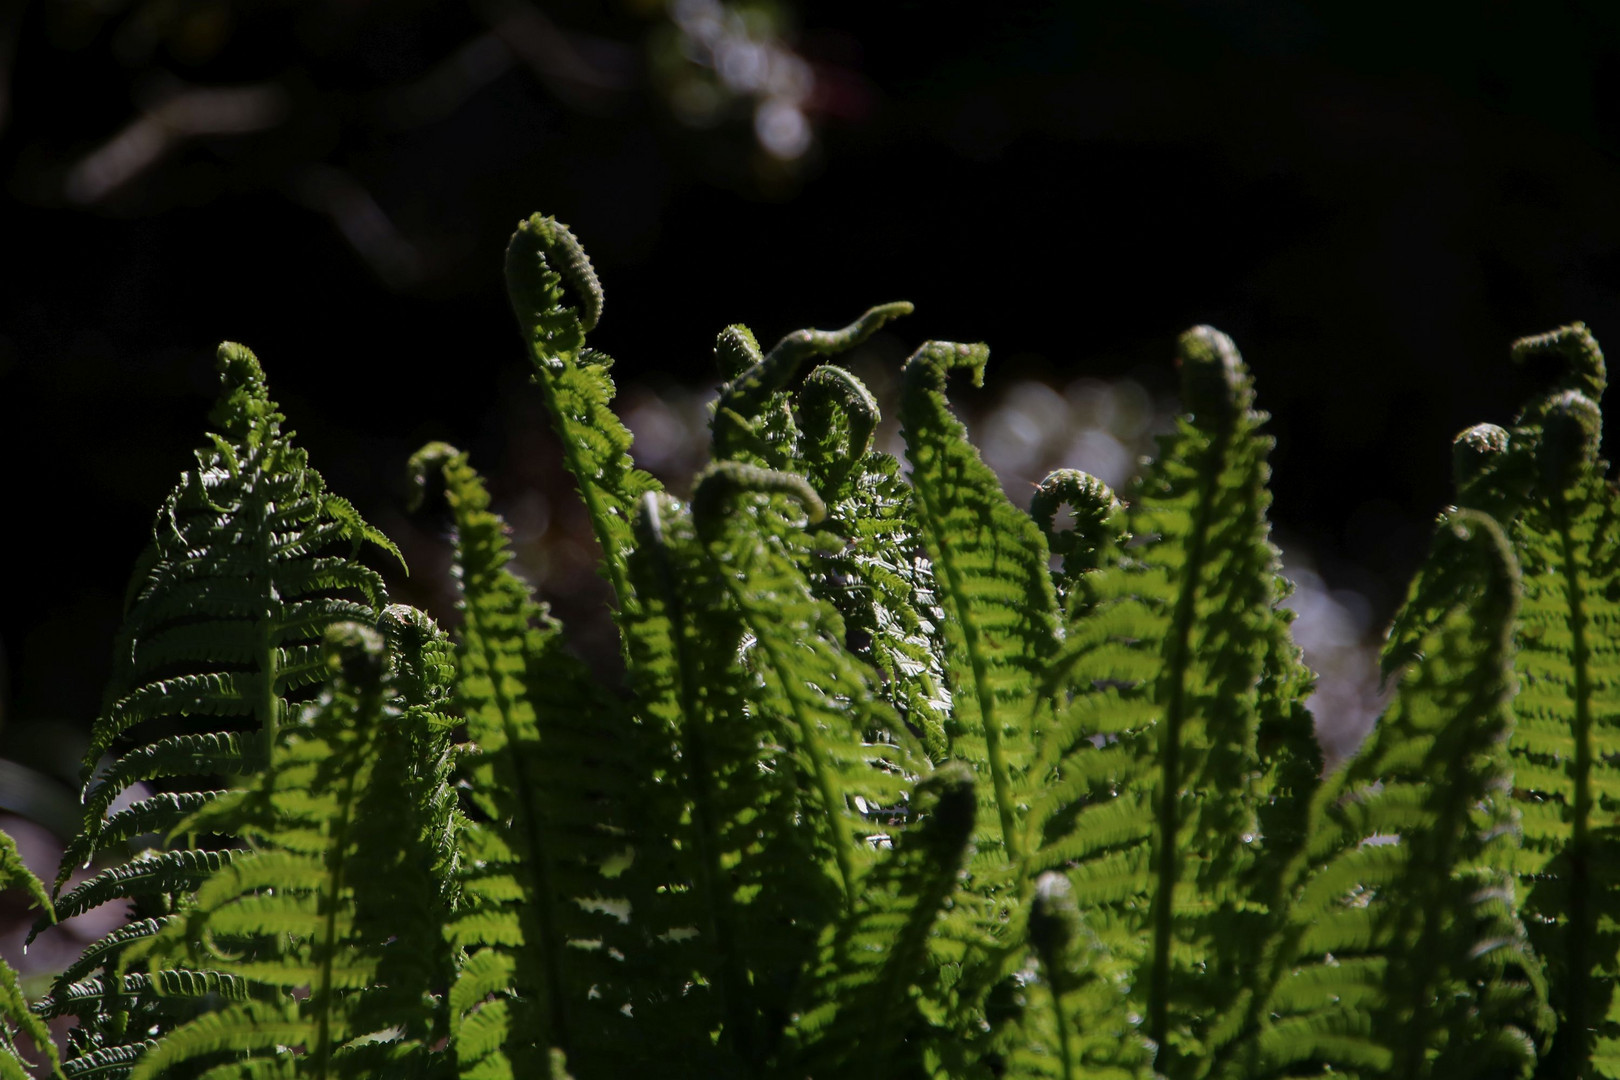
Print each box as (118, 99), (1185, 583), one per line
(127, 622), (453, 1080)
(1493, 329), (1620, 1076)
(1242, 511), (1548, 1079)
(784, 764), (975, 1080)
(1030, 327), (1316, 1075)
(504, 214), (661, 611)
(793, 364), (955, 763)
(36, 343), (399, 1074)
(899, 339), (1060, 867)
(409, 443), (640, 1077)
(709, 301), (911, 465)
(2, 830), (62, 1080)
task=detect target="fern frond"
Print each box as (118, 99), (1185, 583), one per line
(128, 623), (451, 1079)
(1029, 469), (1128, 607)
(1498, 380), (1620, 1073)
(40, 344), (398, 1073)
(691, 461), (918, 900)
(710, 302), (911, 462)
(504, 215), (661, 611)
(410, 443), (640, 1075)
(793, 365), (955, 762)
(1000, 872), (1151, 1080)
(1031, 327), (1316, 1072)
(899, 339), (1060, 865)
(2, 829), (62, 1080)
(1245, 510), (1547, 1079)
(784, 765), (975, 1080)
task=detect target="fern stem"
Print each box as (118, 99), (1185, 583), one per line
(1146, 423), (1228, 1053)
(1556, 490), (1595, 1077)
(536, 371), (632, 613)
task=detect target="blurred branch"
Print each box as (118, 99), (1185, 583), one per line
(288, 164), (425, 290)
(64, 78), (286, 204)
(372, 31), (516, 130)
(472, 0), (635, 112)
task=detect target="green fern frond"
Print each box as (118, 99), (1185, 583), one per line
(792, 363), (954, 763)
(1030, 327), (1315, 1072)
(1500, 386), (1620, 1073)
(504, 215), (661, 611)
(63, 340), (394, 866)
(1029, 469), (1128, 607)
(127, 623), (450, 1080)
(784, 764), (975, 1080)
(2, 829), (62, 1080)
(410, 443), (640, 1075)
(710, 302), (911, 462)
(1245, 510), (1547, 1079)
(1001, 872), (1151, 1080)
(691, 461), (918, 900)
(899, 339), (1060, 865)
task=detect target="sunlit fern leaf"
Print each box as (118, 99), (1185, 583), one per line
(408, 444), (641, 1076)
(1238, 510), (1548, 1079)
(691, 462), (919, 900)
(784, 765), (975, 1080)
(2, 829), (62, 1080)
(794, 364), (954, 762)
(1030, 327), (1316, 1074)
(504, 215), (661, 613)
(899, 339), (1060, 867)
(127, 624), (449, 1080)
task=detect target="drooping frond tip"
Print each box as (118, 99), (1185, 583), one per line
(1537, 389), (1603, 490)
(691, 461), (827, 530)
(406, 440), (462, 512)
(798, 364), (881, 463)
(1511, 320), (1605, 401)
(1453, 422), (1510, 489)
(717, 301), (913, 420)
(902, 339), (991, 390)
(210, 341), (275, 438)
(506, 213), (604, 334)
(716, 324), (765, 380)
(1176, 324), (1254, 427)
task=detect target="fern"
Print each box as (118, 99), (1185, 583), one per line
(899, 338), (1060, 866)
(409, 442), (640, 1076)
(1237, 511), (1548, 1077)
(1023, 327), (1317, 1074)
(126, 621), (454, 1080)
(504, 214), (661, 612)
(24, 210), (1620, 1080)
(2, 830), (62, 1080)
(33, 342), (399, 1076)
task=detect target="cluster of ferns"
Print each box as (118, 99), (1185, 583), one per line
(2, 213), (1618, 1080)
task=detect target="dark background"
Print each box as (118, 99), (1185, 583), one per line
(5, 0), (1620, 827)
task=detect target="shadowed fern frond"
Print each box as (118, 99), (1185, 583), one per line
(35, 343), (400, 1075)
(1237, 510), (1548, 1078)
(127, 622), (453, 1080)
(408, 442), (641, 1076)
